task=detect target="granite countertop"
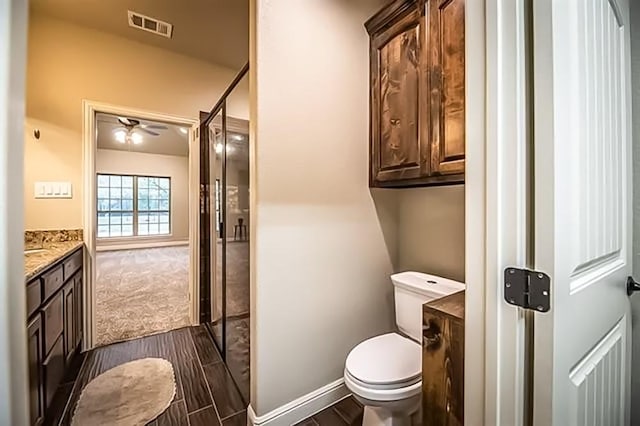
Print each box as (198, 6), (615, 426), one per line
(25, 241), (84, 281)
(424, 290), (465, 319)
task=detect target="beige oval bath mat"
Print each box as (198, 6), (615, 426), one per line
(72, 358), (176, 426)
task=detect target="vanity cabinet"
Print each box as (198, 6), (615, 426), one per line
(365, 0), (465, 188)
(26, 246), (84, 425)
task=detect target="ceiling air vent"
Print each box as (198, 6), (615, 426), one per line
(127, 11), (173, 39)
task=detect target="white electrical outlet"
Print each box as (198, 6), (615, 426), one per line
(34, 182), (72, 199)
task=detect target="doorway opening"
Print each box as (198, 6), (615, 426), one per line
(83, 103), (199, 348)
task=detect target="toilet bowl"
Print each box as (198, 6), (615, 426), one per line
(344, 272), (465, 426)
(345, 333), (422, 426)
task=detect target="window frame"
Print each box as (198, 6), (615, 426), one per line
(96, 173), (172, 239)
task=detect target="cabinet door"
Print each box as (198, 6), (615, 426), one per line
(27, 315), (44, 426)
(74, 271), (83, 348)
(429, 0), (465, 177)
(42, 292), (63, 356)
(43, 336), (64, 410)
(368, 3), (428, 186)
(63, 281), (75, 364)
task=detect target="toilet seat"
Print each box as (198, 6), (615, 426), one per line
(344, 369), (422, 402)
(346, 333), (421, 385)
(344, 333), (422, 402)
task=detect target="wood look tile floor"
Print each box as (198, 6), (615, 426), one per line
(295, 396), (364, 426)
(45, 326), (246, 426)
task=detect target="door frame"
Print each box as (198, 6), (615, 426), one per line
(465, 0), (531, 424)
(81, 100), (200, 350)
(0, 0), (29, 423)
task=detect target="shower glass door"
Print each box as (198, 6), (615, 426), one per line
(223, 72), (249, 401)
(199, 64), (250, 403)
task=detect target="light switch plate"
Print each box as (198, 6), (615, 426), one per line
(35, 182), (72, 199)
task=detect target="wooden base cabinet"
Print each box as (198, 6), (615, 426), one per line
(26, 246), (84, 425)
(423, 291), (465, 426)
(366, 0), (465, 188)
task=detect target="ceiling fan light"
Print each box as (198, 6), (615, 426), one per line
(179, 127), (188, 135)
(131, 132), (143, 144)
(115, 130), (127, 143)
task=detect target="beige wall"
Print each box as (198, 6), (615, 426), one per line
(397, 186), (465, 283)
(24, 13), (248, 230)
(95, 149), (189, 246)
(24, 117), (83, 229)
(251, 0), (396, 415)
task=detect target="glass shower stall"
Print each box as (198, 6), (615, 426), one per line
(199, 65), (250, 402)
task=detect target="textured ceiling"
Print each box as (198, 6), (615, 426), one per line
(29, 0), (249, 70)
(96, 112), (189, 157)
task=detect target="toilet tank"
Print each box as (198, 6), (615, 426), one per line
(392, 272), (465, 342)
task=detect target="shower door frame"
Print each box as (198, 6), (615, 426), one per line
(199, 103), (228, 353)
(199, 63), (249, 360)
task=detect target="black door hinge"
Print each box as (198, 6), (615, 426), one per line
(504, 268), (551, 312)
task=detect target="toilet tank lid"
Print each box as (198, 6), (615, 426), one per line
(391, 271), (465, 296)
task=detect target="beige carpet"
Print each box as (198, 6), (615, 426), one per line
(96, 246), (190, 346)
(71, 358), (175, 426)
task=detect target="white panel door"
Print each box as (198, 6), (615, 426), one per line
(532, 0), (632, 425)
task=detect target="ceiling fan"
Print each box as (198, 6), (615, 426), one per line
(114, 117), (168, 145)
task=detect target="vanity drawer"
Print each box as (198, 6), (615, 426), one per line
(26, 278), (42, 318)
(63, 250), (82, 282)
(42, 265), (63, 301)
(42, 292), (63, 356)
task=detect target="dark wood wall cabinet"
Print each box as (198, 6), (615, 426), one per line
(365, 0), (465, 188)
(27, 247), (84, 426)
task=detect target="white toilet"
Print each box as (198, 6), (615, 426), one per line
(344, 271), (465, 426)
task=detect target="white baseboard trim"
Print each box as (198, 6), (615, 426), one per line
(96, 239), (189, 251)
(247, 378), (350, 426)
